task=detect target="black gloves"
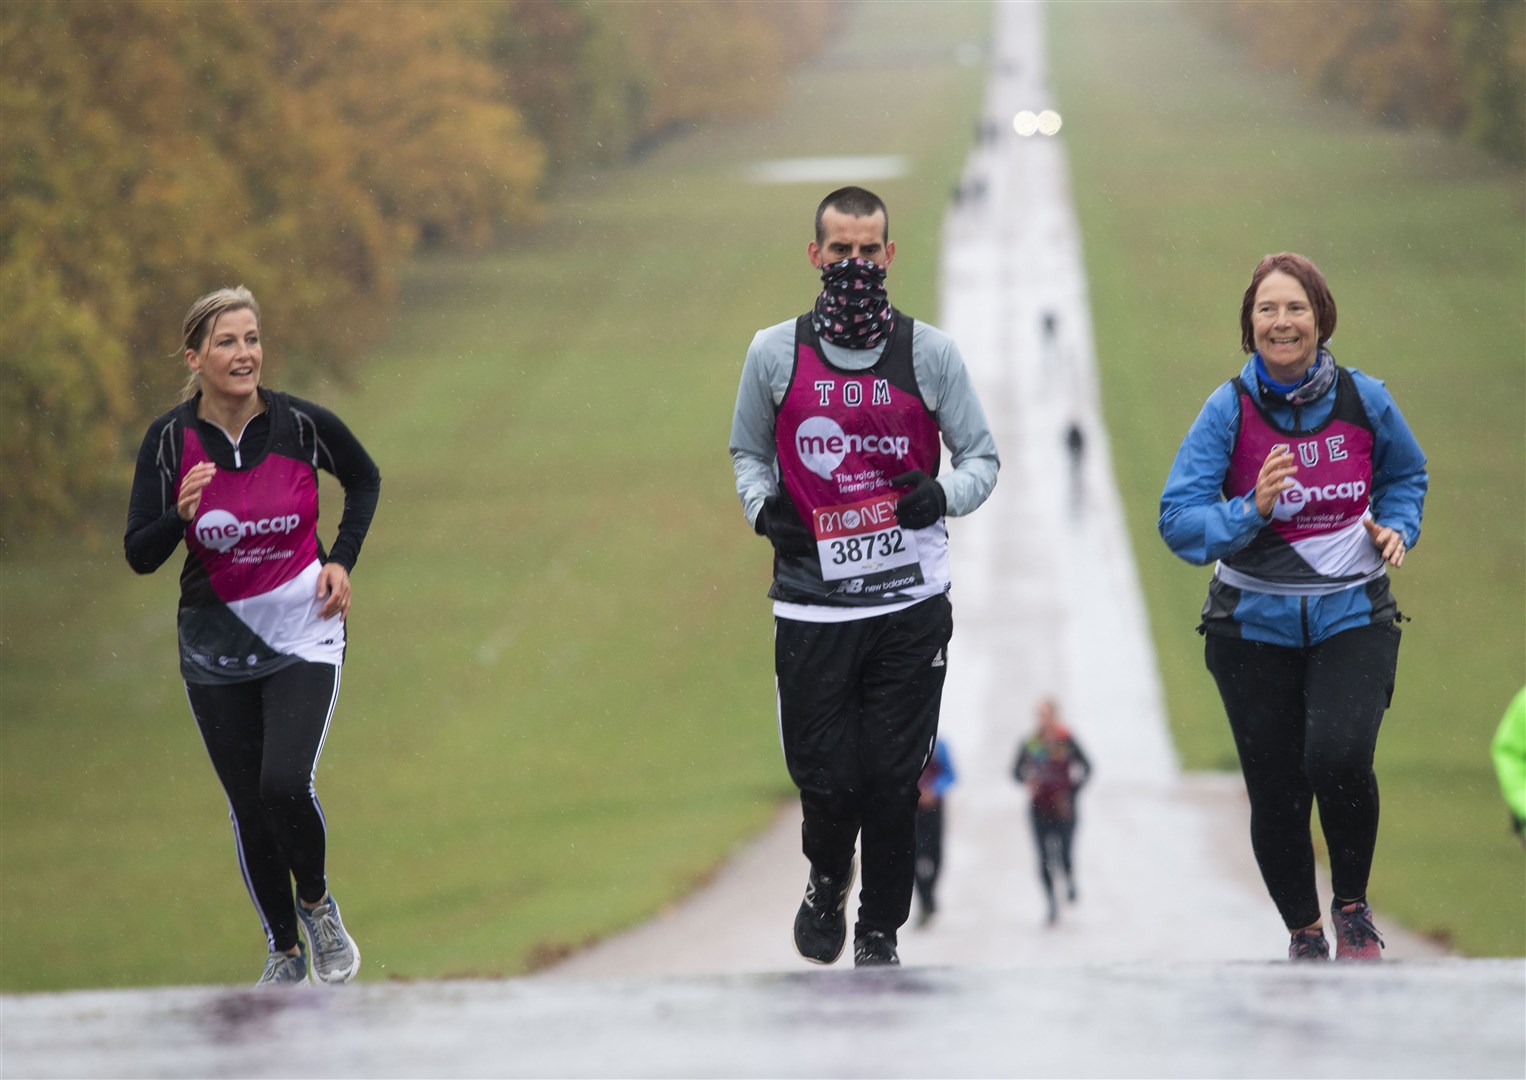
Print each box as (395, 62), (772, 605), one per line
(890, 470), (946, 529)
(754, 493), (816, 556)
(755, 474), (942, 555)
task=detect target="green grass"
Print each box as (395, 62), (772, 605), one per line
(1048, 1), (1525, 956)
(0, 1), (991, 991)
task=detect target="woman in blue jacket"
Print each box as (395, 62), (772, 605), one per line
(1160, 253), (1427, 962)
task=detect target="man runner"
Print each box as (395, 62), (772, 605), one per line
(730, 186), (999, 967)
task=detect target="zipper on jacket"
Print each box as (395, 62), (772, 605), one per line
(1300, 596), (1311, 647)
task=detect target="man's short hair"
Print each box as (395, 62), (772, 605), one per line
(815, 187), (890, 245)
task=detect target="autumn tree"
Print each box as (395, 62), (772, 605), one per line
(261, 2), (546, 250)
(486, 0), (839, 169)
(1451, 0), (1526, 163)
(1190, 0), (1524, 164)
(0, 0), (543, 540)
(1, 0), (838, 541)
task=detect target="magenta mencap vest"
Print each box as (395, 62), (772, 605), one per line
(771, 313), (949, 606)
(174, 392), (345, 682)
(1219, 368), (1384, 594)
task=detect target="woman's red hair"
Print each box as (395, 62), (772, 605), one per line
(1239, 253), (1337, 354)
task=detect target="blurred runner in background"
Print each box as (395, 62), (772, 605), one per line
(1491, 687), (1526, 850)
(914, 738), (957, 927)
(1014, 699), (1092, 925)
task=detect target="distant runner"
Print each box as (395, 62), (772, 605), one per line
(1064, 420), (1085, 516)
(1160, 253), (1427, 961)
(914, 738), (957, 927)
(1013, 698), (1092, 924)
(1491, 687), (1526, 850)
(731, 186), (999, 967)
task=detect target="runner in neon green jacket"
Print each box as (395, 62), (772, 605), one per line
(1490, 687), (1526, 847)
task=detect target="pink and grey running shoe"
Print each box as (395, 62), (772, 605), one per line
(1287, 927), (1330, 961)
(1330, 899), (1385, 961)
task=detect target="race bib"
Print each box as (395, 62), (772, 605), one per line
(812, 493), (923, 590)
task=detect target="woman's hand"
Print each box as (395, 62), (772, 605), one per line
(177, 461), (217, 521)
(1364, 518), (1407, 568)
(316, 562), (351, 620)
(1254, 445), (1298, 518)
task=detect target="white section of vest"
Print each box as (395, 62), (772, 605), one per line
(773, 596), (925, 623)
(225, 559), (347, 665)
(1214, 515), (1387, 597)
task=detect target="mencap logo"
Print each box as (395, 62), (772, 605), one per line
(1272, 478), (1369, 521)
(796, 416), (847, 479)
(794, 416), (912, 480)
(194, 509), (243, 552)
(194, 508), (302, 552)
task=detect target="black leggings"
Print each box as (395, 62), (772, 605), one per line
(186, 661), (341, 953)
(776, 594), (953, 936)
(1205, 624), (1400, 930)
(1030, 808), (1076, 908)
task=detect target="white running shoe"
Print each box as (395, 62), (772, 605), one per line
(255, 948), (308, 987)
(296, 894), (361, 984)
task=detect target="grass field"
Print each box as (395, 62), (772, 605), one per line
(0, 1), (990, 991)
(1048, 3), (1525, 955)
(2, 1), (1521, 993)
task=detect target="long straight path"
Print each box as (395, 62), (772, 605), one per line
(2, 6), (1517, 1078)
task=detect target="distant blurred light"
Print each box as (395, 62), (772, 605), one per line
(1013, 111), (1039, 137)
(1037, 110), (1063, 136)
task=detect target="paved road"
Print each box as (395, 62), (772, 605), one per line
(2, 6), (1519, 1079)
(3, 961), (1522, 1078)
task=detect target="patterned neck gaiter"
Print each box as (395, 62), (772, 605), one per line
(1256, 347), (1337, 406)
(812, 257), (895, 349)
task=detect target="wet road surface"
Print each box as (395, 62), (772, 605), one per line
(4, 960), (1523, 1078)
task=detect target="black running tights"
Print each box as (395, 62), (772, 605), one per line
(1204, 624), (1400, 930)
(186, 661), (340, 953)
(1030, 809), (1076, 909)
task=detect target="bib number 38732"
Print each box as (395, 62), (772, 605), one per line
(812, 493), (922, 587)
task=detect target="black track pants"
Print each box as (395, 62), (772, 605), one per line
(1204, 624), (1400, 930)
(775, 594), (953, 936)
(186, 661), (341, 952)
(913, 804), (944, 917)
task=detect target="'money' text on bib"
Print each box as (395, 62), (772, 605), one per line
(812, 493), (923, 588)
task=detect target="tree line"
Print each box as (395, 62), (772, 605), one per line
(1188, 0), (1524, 166)
(0, 0), (835, 541)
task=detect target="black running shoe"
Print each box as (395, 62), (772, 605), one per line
(1287, 927), (1331, 961)
(792, 857), (857, 964)
(853, 929), (900, 968)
